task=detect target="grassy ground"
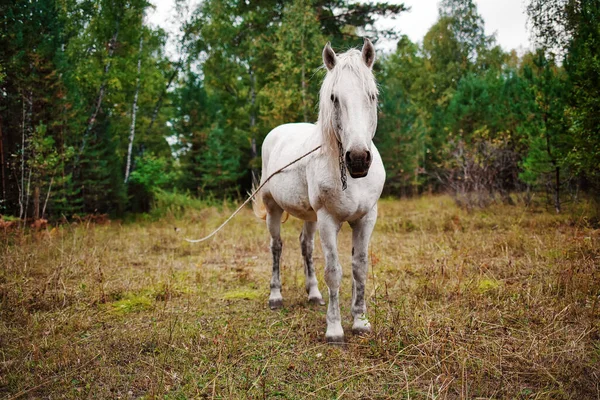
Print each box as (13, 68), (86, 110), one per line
(1, 196), (599, 399)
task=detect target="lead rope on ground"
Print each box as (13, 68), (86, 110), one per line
(185, 145), (322, 243)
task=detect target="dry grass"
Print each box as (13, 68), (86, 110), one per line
(1, 195), (599, 399)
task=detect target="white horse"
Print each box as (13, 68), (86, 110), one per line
(253, 38), (385, 343)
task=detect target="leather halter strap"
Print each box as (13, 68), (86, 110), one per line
(337, 140), (347, 191)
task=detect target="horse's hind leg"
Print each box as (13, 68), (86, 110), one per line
(349, 205), (377, 335)
(300, 221), (325, 305)
(267, 204), (284, 310)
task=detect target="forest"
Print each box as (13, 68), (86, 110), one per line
(1, 0), (598, 220)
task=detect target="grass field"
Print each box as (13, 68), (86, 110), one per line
(1, 196), (599, 399)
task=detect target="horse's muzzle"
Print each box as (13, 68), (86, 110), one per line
(345, 150), (372, 179)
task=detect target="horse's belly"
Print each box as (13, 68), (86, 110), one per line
(285, 206), (317, 221)
(325, 196), (377, 222)
(270, 174), (317, 221)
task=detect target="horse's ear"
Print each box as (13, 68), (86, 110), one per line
(362, 37), (375, 69)
(323, 42), (336, 71)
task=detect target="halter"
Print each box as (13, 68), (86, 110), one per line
(337, 140), (348, 191)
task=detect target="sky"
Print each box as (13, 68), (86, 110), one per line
(377, 0), (531, 52)
(148, 0), (533, 56)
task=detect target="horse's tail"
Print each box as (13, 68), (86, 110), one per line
(251, 173), (288, 223)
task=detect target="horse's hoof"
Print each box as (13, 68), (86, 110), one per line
(325, 324), (344, 345)
(352, 321), (372, 336)
(269, 298), (283, 310)
(325, 335), (345, 345)
(308, 296), (325, 306)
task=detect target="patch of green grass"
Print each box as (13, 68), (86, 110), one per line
(222, 288), (262, 300)
(0, 214), (20, 221)
(477, 277), (501, 293)
(109, 292), (154, 314)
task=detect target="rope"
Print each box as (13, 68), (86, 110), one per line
(185, 145), (321, 243)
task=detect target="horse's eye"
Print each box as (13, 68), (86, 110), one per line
(330, 94), (338, 103)
(370, 94), (377, 102)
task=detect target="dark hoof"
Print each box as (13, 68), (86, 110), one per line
(308, 297), (326, 306)
(325, 335), (345, 345)
(351, 326), (371, 336)
(352, 319), (372, 336)
(269, 299), (283, 310)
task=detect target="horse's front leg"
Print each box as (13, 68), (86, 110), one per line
(349, 205), (377, 335)
(317, 211), (343, 343)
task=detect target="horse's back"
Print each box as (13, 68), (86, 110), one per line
(262, 123), (316, 162)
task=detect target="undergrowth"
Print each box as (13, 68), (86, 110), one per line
(148, 189), (238, 220)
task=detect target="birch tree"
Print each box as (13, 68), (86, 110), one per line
(124, 35), (144, 184)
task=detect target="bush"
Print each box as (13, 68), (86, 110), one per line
(150, 189), (217, 219)
(128, 154), (177, 212)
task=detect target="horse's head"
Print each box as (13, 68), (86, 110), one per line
(319, 38), (378, 179)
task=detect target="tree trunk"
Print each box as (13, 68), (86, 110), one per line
(147, 65), (179, 134)
(300, 8), (308, 122)
(249, 67), (258, 176)
(42, 177), (53, 219)
(19, 93), (26, 218)
(20, 90), (33, 219)
(0, 113), (5, 200)
(23, 168), (31, 226)
(301, 62), (308, 122)
(250, 67), (256, 143)
(554, 165), (560, 213)
(33, 186), (40, 220)
(146, 57), (183, 133)
(124, 35), (143, 184)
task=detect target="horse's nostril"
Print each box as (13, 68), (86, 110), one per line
(365, 151), (371, 163)
(345, 151), (351, 164)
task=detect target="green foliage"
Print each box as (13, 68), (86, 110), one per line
(377, 36), (428, 194)
(127, 153), (177, 212)
(439, 0), (496, 67)
(79, 125), (127, 215)
(377, 0), (509, 195)
(129, 154), (176, 194)
(526, 0), (600, 193)
(0, 0), (176, 218)
(563, 0), (600, 188)
(171, 72), (216, 196)
(197, 127), (245, 196)
(520, 136), (552, 185)
(518, 51), (570, 197)
(260, 0), (325, 125)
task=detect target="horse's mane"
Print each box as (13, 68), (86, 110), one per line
(317, 48), (379, 159)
